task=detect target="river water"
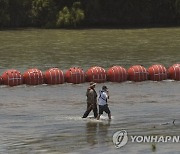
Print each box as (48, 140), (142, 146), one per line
(0, 28), (179, 154)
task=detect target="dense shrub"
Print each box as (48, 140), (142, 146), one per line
(1, 0), (180, 28)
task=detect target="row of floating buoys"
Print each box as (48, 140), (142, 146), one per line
(86, 66), (107, 83)
(65, 67), (85, 84)
(44, 68), (64, 84)
(0, 64), (179, 86)
(107, 66), (127, 82)
(168, 64), (180, 81)
(1, 69), (23, 86)
(24, 69), (44, 85)
(127, 65), (148, 82)
(148, 64), (167, 81)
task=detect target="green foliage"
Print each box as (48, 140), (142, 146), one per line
(0, 0), (180, 29)
(56, 2), (85, 28)
(56, 7), (71, 27)
(151, 143), (156, 152)
(31, 0), (57, 27)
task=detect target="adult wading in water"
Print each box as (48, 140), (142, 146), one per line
(82, 82), (98, 118)
(97, 85), (111, 120)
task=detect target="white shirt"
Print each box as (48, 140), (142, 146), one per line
(98, 90), (108, 106)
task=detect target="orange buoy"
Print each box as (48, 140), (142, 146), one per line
(168, 64), (180, 80)
(148, 64), (167, 81)
(128, 65), (148, 82)
(23, 68), (44, 85)
(86, 66), (107, 83)
(44, 68), (64, 84)
(65, 67), (85, 84)
(107, 66), (127, 82)
(1, 69), (23, 86)
(0, 76), (2, 84)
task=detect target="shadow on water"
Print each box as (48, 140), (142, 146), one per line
(86, 120), (111, 146)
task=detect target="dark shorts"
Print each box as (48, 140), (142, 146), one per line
(99, 104), (111, 114)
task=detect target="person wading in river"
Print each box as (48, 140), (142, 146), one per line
(97, 85), (111, 120)
(82, 82), (98, 118)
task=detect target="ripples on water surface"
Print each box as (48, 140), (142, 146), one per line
(0, 28), (180, 70)
(0, 28), (180, 153)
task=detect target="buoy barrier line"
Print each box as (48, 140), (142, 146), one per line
(59, 69), (65, 83)
(174, 65), (180, 80)
(92, 67), (97, 81)
(1, 69), (23, 86)
(107, 66), (127, 82)
(99, 66), (106, 82)
(86, 66), (107, 83)
(0, 64), (180, 86)
(48, 69), (55, 83)
(70, 69), (79, 84)
(168, 64), (180, 81)
(76, 68), (84, 84)
(111, 67), (116, 81)
(27, 72), (30, 85)
(73, 69), (78, 84)
(128, 65), (148, 82)
(95, 67), (106, 82)
(65, 67), (85, 84)
(171, 66), (178, 79)
(148, 64), (167, 81)
(55, 69), (64, 84)
(24, 68), (44, 85)
(78, 68), (85, 84)
(111, 67), (117, 81)
(139, 65), (148, 81)
(157, 64), (167, 80)
(103, 67), (107, 81)
(131, 67), (145, 81)
(44, 68), (64, 84)
(76, 68), (81, 84)
(119, 66), (127, 82)
(38, 69), (43, 85)
(113, 66), (119, 81)
(7, 77), (22, 81)
(90, 68), (94, 81)
(174, 64), (180, 80)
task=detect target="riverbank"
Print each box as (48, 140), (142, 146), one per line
(1, 23), (180, 31)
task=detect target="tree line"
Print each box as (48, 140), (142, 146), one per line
(1, 0), (180, 29)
